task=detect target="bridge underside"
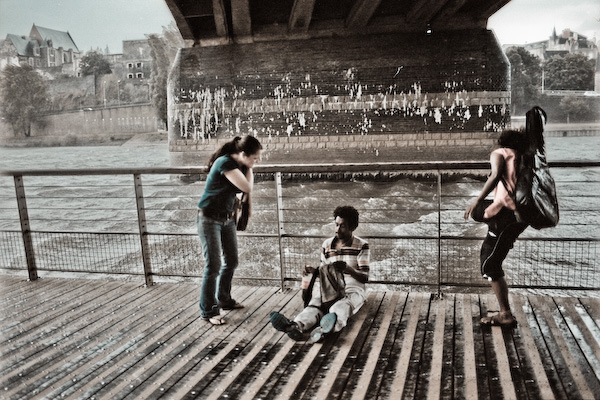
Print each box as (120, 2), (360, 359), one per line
(164, 0), (513, 164)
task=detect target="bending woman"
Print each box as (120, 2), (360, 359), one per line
(464, 130), (529, 327)
(197, 135), (262, 325)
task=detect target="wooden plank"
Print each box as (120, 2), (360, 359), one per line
(439, 294), (456, 399)
(204, 289), (300, 399)
(2, 281), (145, 382)
(550, 297), (600, 394)
(460, 294), (478, 400)
(180, 287), (295, 398)
(348, 292), (400, 400)
(491, 322), (517, 399)
(471, 293), (491, 399)
(85, 286), (256, 399)
(2, 275), (599, 400)
(310, 292), (383, 399)
(389, 292), (427, 396)
(276, 292), (378, 399)
(363, 292), (410, 400)
(426, 295), (447, 400)
(0, 278), (102, 331)
(578, 297), (600, 332)
(405, 293), (435, 398)
(510, 295), (555, 399)
(557, 297), (600, 382)
(23, 283), (199, 399)
(529, 295), (594, 399)
(121, 286), (274, 399)
(236, 294), (307, 400)
(3, 281), (172, 399)
(62, 284), (200, 399)
(478, 293), (503, 399)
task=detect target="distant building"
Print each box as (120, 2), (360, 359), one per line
(504, 28), (598, 61)
(122, 40), (152, 80)
(0, 24), (80, 76)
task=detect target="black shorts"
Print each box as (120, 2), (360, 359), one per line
(472, 200), (528, 281)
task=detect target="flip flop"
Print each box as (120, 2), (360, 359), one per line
(480, 315), (517, 328)
(203, 316), (226, 325)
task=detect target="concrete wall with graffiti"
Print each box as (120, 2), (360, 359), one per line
(167, 29), (510, 161)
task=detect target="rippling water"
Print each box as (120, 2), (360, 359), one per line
(1, 136), (598, 291)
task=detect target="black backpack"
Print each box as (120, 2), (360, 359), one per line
(511, 106), (559, 229)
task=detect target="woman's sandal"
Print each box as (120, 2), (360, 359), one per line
(480, 314), (517, 328)
(203, 316), (226, 325)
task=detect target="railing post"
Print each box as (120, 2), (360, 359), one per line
(437, 170), (442, 297)
(133, 173), (153, 287)
(14, 175), (37, 281)
(275, 172), (286, 291)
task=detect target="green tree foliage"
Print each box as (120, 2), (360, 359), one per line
(505, 46), (542, 114)
(559, 95), (591, 123)
(148, 23), (184, 128)
(80, 51), (112, 77)
(0, 64), (50, 136)
(544, 53), (595, 90)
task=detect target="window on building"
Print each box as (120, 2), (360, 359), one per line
(35, 59), (41, 67)
(136, 73), (144, 78)
(127, 73), (134, 79)
(136, 62), (143, 68)
(127, 63), (134, 69)
(34, 47), (40, 56)
(28, 58), (34, 66)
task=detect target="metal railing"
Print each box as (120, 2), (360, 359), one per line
(1, 161), (598, 293)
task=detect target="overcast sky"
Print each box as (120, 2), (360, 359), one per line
(0, 0), (598, 53)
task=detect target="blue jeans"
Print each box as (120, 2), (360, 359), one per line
(197, 213), (238, 318)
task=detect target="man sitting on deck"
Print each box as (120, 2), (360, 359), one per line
(269, 205), (370, 342)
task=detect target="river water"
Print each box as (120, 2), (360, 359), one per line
(0, 136), (598, 291)
(1, 135), (599, 169)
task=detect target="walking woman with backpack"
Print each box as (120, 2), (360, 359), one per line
(464, 129), (530, 327)
(197, 135), (262, 325)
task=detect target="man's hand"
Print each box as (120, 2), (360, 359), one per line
(333, 261), (347, 273)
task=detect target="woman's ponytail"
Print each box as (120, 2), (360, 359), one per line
(207, 136), (243, 170)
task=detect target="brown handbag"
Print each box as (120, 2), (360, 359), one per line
(235, 193), (250, 231)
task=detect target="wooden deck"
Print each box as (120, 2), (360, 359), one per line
(1, 276), (599, 400)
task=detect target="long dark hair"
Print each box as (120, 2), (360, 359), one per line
(497, 129), (527, 154)
(207, 135), (262, 170)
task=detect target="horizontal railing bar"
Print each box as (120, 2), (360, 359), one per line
(2, 160), (599, 177)
(4, 229), (596, 242)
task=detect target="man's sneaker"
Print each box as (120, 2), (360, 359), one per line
(269, 311), (303, 341)
(310, 313), (337, 343)
(320, 312), (337, 334)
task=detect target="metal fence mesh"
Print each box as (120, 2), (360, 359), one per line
(30, 232), (143, 275)
(1, 165), (598, 291)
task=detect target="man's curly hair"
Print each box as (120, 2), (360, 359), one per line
(334, 206), (360, 231)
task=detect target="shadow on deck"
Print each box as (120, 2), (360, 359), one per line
(1, 276), (599, 399)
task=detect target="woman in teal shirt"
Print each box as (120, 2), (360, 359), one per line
(198, 135), (262, 325)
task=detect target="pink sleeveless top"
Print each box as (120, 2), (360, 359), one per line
(483, 148), (517, 219)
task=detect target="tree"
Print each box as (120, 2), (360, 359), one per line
(559, 95), (591, 123)
(544, 53), (595, 90)
(0, 64), (50, 137)
(505, 46), (542, 114)
(147, 23), (184, 129)
(80, 51), (112, 77)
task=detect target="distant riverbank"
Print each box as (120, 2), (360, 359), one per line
(0, 131), (169, 148)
